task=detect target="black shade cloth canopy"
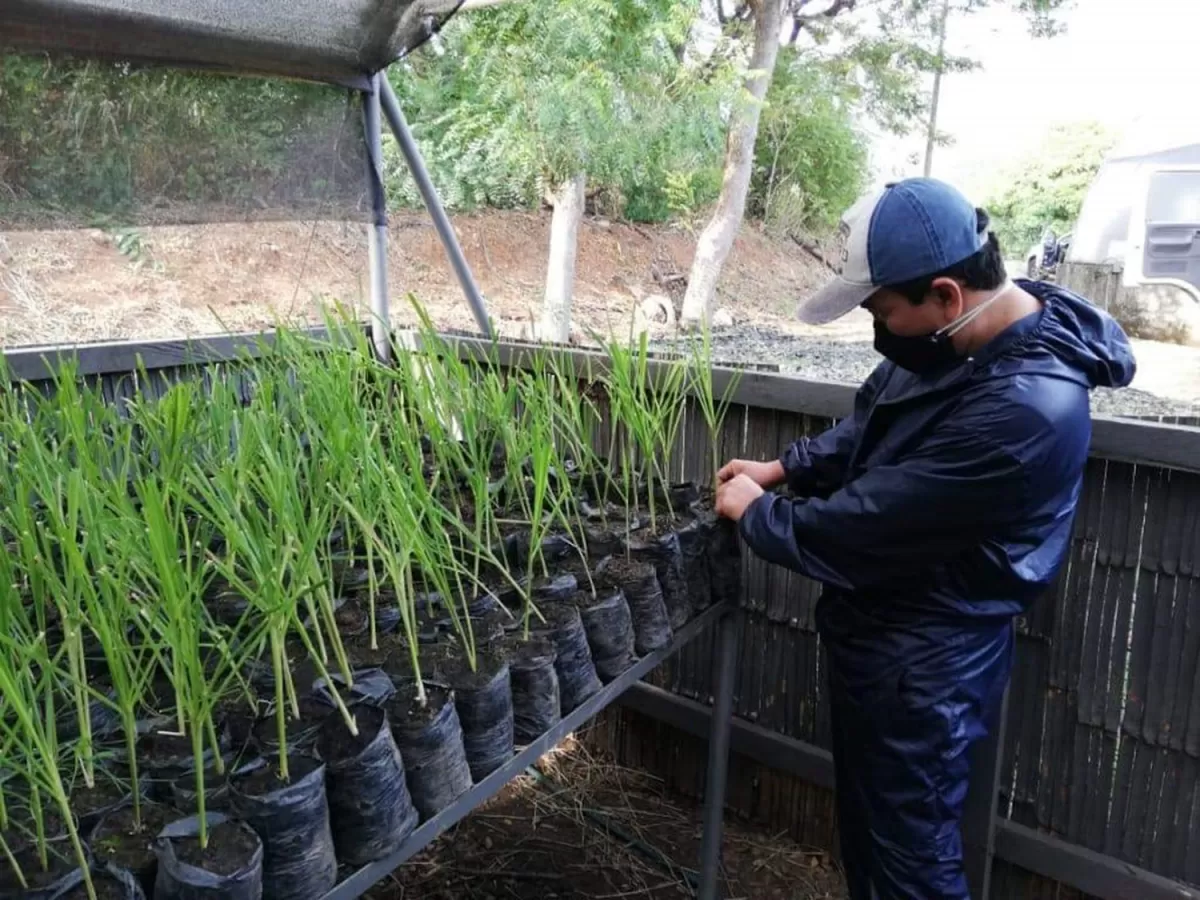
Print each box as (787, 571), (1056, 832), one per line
(1, 0), (464, 86)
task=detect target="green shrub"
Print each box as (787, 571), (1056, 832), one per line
(748, 52), (868, 236)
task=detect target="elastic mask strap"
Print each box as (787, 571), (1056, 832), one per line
(939, 280), (1014, 338)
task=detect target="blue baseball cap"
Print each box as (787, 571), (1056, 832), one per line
(796, 177), (989, 325)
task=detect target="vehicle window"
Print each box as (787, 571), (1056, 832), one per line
(1146, 171), (1200, 223)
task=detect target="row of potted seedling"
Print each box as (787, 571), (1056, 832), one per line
(0, 304), (741, 900)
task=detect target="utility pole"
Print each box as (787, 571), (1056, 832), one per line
(923, 0), (951, 177)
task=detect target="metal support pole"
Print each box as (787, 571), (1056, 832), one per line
(962, 681), (1010, 900)
(698, 610), (739, 900)
(378, 76), (495, 338)
(363, 73), (391, 362)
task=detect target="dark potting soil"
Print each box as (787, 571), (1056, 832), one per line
(221, 708), (258, 752)
(441, 650), (505, 691)
(0, 844), (77, 893)
(207, 589), (249, 625)
(234, 753), (322, 798)
(172, 819), (261, 877)
(334, 599), (369, 634)
(141, 674), (179, 718)
(73, 778), (129, 822)
(140, 722), (230, 771)
(243, 640), (308, 690)
(388, 684), (452, 731)
(470, 609), (512, 645)
(632, 519), (688, 542)
(3, 808), (68, 845)
(250, 696), (333, 749)
(345, 640), (396, 669)
(59, 874), (130, 900)
(91, 802), (175, 873)
(317, 705), (384, 761)
(500, 634), (557, 666)
(478, 576), (521, 613)
(554, 555), (604, 590)
(598, 556), (650, 585)
(383, 640), (452, 685)
(170, 759), (231, 805)
(529, 601), (578, 631)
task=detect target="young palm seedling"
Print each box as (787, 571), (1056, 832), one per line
(686, 326), (742, 489)
(600, 331), (658, 537)
(546, 347), (611, 525)
(190, 399), (357, 786)
(0, 631), (96, 900)
(76, 481), (157, 833)
(337, 435), (431, 704)
(16, 465), (99, 790)
(642, 348), (691, 518)
(130, 476), (254, 848)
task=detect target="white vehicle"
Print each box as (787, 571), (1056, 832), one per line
(1065, 123), (1200, 343)
(1070, 125), (1200, 303)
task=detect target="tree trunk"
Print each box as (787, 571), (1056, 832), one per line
(680, 0), (784, 328)
(539, 172), (587, 344)
(923, 0), (951, 177)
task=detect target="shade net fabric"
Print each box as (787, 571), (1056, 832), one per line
(0, 53), (373, 229)
(1, 0), (464, 86)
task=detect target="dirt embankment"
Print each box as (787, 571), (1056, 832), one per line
(1, 209), (1197, 415)
(0, 211), (829, 346)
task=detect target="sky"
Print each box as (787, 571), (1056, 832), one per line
(864, 0), (1200, 200)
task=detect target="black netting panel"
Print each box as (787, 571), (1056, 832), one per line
(0, 54), (372, 229)
(1, 0), (464, 86)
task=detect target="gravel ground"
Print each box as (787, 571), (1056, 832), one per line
(654, 324), (1200, 421)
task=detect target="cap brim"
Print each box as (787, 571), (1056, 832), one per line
(795, 276), (877, 326)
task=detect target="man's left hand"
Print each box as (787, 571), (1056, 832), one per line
(715, 473), (764, 522)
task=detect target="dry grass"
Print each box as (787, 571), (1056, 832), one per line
(0, 223), (369, 348)
(370, 733), (845, 900)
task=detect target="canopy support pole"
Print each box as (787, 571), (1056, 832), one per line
(379, 75), (494, 338)
(364, 73), (391, 362)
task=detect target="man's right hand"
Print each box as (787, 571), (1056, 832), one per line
(717, 458), (786, 489)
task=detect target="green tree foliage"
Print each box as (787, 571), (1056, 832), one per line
(782, 0), (1068, 139)
(386, 0), (733, 223)
(749, 48), (868, 234)
(983, 121), (1118, 254)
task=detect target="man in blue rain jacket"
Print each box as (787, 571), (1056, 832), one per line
(715, 178), (1136, 899)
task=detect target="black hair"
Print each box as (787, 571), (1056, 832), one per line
(886, 208), (1007, 304)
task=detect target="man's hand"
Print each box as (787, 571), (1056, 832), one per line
(715, 473), (765, 522)
(717, 458), (785, 488)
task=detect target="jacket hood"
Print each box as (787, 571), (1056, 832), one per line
(1009, 279), (1137, 390)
